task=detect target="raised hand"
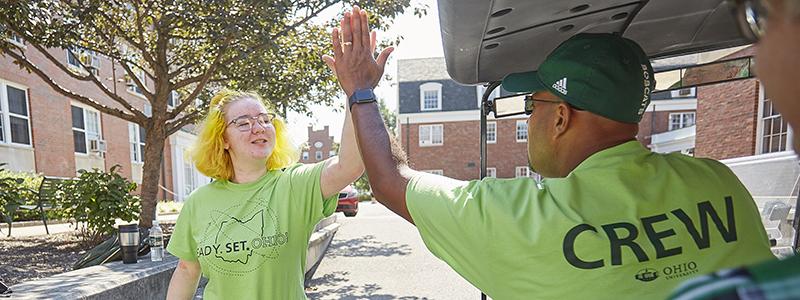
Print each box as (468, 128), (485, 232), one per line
(322, 6), (394, 98)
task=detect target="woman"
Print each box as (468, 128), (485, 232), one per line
(165, 89), (363, 299)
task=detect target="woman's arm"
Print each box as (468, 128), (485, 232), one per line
(320, 107), (364, 198)
(166, 259), (202, 300)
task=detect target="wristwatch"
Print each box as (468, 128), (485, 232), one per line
(348, 88), (377, 110)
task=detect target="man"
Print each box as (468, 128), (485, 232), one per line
(325, 7), (773, 299)
(669, 0), (800, 299)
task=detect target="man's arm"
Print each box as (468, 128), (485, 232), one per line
(350, 102), (415, 222)
(322, 6), (416, 223)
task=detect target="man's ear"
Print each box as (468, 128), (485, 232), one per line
(553, 103), (572, 138)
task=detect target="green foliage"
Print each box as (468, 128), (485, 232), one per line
(0, 164), (41, 227)
(58, 165), (140, 247)
(0, 0), (421, 227)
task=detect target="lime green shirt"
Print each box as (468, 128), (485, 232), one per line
(406, 141), (774, 300)
(167, 162), (337, 299)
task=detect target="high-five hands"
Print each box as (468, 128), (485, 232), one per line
(322, 6), (394, 98)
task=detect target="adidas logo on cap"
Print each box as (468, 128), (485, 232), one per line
(552, 77), (568, 95)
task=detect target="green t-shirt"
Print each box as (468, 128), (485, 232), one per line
(167, 161), (337, 299)
(406, 141), (774, 300)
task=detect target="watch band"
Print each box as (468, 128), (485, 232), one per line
(348, 88), (377, 110)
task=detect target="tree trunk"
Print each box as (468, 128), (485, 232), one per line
(138, 119), (167, 229)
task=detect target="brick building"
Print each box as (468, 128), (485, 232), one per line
(689, 47), (798, 209)
(300, 125), (336, 163)
(0, 35), (207, 201)
(396, 58), (537, 180)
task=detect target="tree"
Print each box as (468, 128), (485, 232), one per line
(0, 0), (417, 228)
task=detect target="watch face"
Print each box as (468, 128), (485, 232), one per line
(355, 89), (375, 101)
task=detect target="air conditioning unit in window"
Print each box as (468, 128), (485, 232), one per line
(89, 138), (107, 153)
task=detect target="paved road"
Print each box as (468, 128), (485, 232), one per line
(306, 202), (482, 300)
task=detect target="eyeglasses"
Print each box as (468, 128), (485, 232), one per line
(524, 95), (566, 115)
(227, 113), (275, 132)
(731, 0), (770, 41)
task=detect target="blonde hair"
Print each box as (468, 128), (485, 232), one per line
(191, 90), (297, 180)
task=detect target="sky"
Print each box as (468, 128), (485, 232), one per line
(285, 0), (444, 146)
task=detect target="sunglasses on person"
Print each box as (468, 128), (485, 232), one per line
(227, 113), (275, 132)
(731, 0), (771, 40)
(524, 95), (564, 115)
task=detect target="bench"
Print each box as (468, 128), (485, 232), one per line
(4, 176), (72, 237)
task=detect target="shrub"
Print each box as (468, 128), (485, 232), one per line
(0, 164), (41, 227)
(58, 165), (140, 247)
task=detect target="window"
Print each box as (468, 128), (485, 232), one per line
(486, 122), (497, 143)
(486, 168), (496, 178)
(66, 47), (100, 76)
(168, 91), (180, 108)
(302, 151), (309, 160)
(8, 33), (24, 47)
(515, 166), (531, 178)
(516, 120), (527, 142)
(0, 83), (32, 146)
(423, 170), (444, 175)
(329, 150), (336, 157)
(129, 123), (146, 163)
(420, 82), (442, 111)
(127, 67), (146, 95)
(516, 166), (541, 180)
(71, 105), (102, 154)
(759, 89), (793, 154)
(315, 151), (323, 160)
(419, 124), (444, 146)
(668, 112), (696, 131)
(183, 159), (198, 197)
(671, 88), (696, 98)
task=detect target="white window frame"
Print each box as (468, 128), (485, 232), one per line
(420, 82), (442, 111)
(516, 166), (541, 180)
(419, 124), (444, 146)
(129, 123), (146, 164)
(71, 103), (102, 155)
(0, 81), (33, 147)
(487, 121), (497, 144)
(127, 67), (147, 96)
(8, 33), (25, 48)
(168, 90), (180, 109)
(476, 85), (501, 107)
(486, 167), (496, 178)
(423, 170), (444, 175)
(668, 112), (696, 131)
(756, 83), (794, 154)
(516, 120), (528, 142)
(515, 166), (531, 178)
(302, 151), (309, 160)
(670, 87), (696, 98)
(315, 150), (323, 160)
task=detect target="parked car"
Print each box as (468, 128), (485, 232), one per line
(336, 185), (358, 217)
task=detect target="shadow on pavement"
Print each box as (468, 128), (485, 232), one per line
(324, 235), (412, 258)
(306, 271), (429, 300)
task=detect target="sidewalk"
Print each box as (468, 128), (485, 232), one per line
(0, 214), (179, 238)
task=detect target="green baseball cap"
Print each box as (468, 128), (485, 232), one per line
(502, 33), (655, 124)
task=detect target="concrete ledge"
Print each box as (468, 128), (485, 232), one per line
(9, 215), (339, 299)
(8, 255), (178, 300)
